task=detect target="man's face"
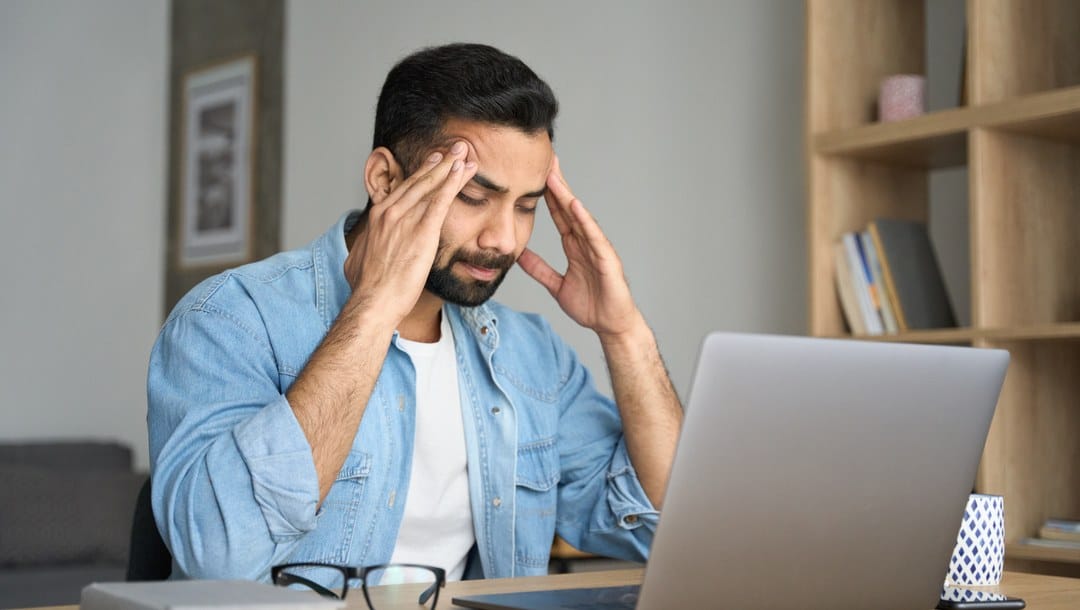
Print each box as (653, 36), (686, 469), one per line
(422, 118), (554, 306)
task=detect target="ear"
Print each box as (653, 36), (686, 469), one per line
(364, 147), (404, 205)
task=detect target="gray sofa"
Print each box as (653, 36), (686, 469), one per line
(0, 441), (147, 608)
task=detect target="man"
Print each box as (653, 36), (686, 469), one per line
(148, 43), (682, 585)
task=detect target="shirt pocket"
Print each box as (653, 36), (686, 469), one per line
(514, 437), (560, 569)
(307, 450), (373, 564)
(318, 451), (372, 515)
(516, 437), (560, 491)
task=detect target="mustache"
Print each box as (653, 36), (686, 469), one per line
(449, 249), (516, 273)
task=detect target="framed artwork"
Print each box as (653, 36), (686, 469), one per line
(179, 55), (257, 267)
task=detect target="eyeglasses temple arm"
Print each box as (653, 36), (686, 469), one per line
(418, 580), (442, 605)
(276, 572), (341, 599)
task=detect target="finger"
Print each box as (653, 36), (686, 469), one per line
(567, 197), (615, 260)
(544, 188), (573, 237)
(517, 248), (563, 298)
(545, 155), (577, 209)
(386, 141), (470, 211)
(544, 157), (575, 236)
(419, 159), (478, 228)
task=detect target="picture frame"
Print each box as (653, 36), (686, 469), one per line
(178, 55), (257, 268)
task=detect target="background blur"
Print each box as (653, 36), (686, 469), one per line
(0, 1), (964, 470)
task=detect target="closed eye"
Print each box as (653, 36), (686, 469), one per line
(456, 192), (485, 206)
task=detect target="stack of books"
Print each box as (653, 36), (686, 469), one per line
(834, 218), (957, 336)
(1021, 518), (1080, 550)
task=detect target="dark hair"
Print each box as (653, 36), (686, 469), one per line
(372, 43), (559, 175)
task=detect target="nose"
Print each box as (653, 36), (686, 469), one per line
(477, 204), (517, 255)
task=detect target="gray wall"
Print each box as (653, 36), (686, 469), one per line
(284, 0), (809, 397)
(1, 1), (809, 468)
(0, 1), (169, 470)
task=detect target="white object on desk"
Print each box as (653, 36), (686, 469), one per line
(80, 580), (345, 610)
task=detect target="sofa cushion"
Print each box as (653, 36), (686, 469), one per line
(0, 563), (127, 608)
(0, 441), (132, 471)
(0, 464), (146, 567)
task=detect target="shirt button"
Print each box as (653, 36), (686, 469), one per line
(624, 514), (639, 525)
(491, 406), (501, 415)
(492, 497), (502, 507)
(480, 326), (489, 335)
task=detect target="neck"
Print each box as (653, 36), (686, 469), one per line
(399, 292), (444, 343)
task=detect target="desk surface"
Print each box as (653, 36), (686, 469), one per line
(26, 568), (1080, 609)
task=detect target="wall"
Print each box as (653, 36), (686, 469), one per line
(283, 0), (808, 397)
(0, 1), (808, 468)
(0, 1), (168, 470)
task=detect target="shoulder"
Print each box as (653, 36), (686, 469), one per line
(167, 249), (314, 320)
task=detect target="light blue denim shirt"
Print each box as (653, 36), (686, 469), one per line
(147, 211), (658, 583)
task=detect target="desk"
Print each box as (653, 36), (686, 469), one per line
(22, 568), (1080, 609)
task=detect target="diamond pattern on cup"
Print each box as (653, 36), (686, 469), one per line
(946, 494), (1005, 586)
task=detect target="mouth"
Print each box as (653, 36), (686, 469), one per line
(458, 262), (500, 282)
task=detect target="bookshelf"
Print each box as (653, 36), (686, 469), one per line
(807, 0), (1080, 576)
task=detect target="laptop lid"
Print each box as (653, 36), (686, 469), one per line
(455, 333), (1008, 610)
(637, 333), (1007, 610)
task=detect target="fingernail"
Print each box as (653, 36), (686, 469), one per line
(428, 152), (443, 164)
(451, 141), (467, 155)
(465, 161), (477, 170)
(451, 159), (463, 172)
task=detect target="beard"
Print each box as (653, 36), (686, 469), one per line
(425, 243), (516, 307)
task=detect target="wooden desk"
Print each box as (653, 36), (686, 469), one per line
(24, 568), (1080, 609)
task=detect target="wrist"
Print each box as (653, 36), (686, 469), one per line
(596, 310), (652, 352)
(341, 292), (400, 338)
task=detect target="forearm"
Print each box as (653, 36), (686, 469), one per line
(599, 314), (683, 508)
(286, 293), (395, 504)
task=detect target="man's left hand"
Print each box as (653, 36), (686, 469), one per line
(517, 155), (644, 339)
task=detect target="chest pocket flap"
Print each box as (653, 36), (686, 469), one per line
(515, 437), (560, 491)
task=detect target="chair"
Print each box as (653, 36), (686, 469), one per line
(126, 478), (173, 580)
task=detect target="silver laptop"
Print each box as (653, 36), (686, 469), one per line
(454, 333), (1009, 610)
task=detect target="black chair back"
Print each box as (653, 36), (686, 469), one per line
(126, 478), (173, 580)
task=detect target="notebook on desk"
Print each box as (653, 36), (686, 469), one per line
(453, 333), (1009, 610)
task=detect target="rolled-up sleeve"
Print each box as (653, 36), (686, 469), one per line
(548, 328), (658, 563)
(148, 300), (320, 581)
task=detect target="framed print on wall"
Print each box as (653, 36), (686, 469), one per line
(179, 54), (256, 267)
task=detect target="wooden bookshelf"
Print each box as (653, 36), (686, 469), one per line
(807, 0), (1080, 577)
(1006, 542), (1080, 566)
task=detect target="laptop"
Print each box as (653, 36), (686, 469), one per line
(453, 333), (1009, 610)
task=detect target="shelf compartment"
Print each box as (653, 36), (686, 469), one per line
(828, 322), (1080, 344)
(813, 85), (1080, 168)
(1007, 542), (1080, 565)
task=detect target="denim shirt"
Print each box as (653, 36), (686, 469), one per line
(147, 211), (658, 583)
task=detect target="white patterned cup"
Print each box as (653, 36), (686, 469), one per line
(945, 493), (1005, 586)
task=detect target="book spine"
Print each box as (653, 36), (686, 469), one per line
(868, 223), (907, 331)
(860, 230), (898, 334)
(842, 233), (883, 335)
(834, 242), (867, 335)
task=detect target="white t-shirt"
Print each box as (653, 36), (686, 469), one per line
(390, 311), (475, 580)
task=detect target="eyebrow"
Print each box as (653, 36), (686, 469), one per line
(472, 172), (546, 199)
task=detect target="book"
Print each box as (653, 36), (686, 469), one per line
(1020, 537), (1080, 550)
(860, 230), (899, 334)
(834, 241), (866, 335)
(841, 233), (884, 335)
(80, 580), (345, 610)
(867, 219), (957, 331)
(1039, 519), (1080, 543)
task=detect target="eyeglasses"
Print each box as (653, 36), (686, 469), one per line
(271, 562), (446, 609)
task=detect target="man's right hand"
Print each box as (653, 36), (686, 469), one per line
(345, 141), (477, 330)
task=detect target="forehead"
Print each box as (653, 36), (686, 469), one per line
(440, 117), (553, 193)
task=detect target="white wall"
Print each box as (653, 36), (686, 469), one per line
(0, 1), (806, 468)
(0, 1), (168, 470)
(284, 0), (807, 397)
